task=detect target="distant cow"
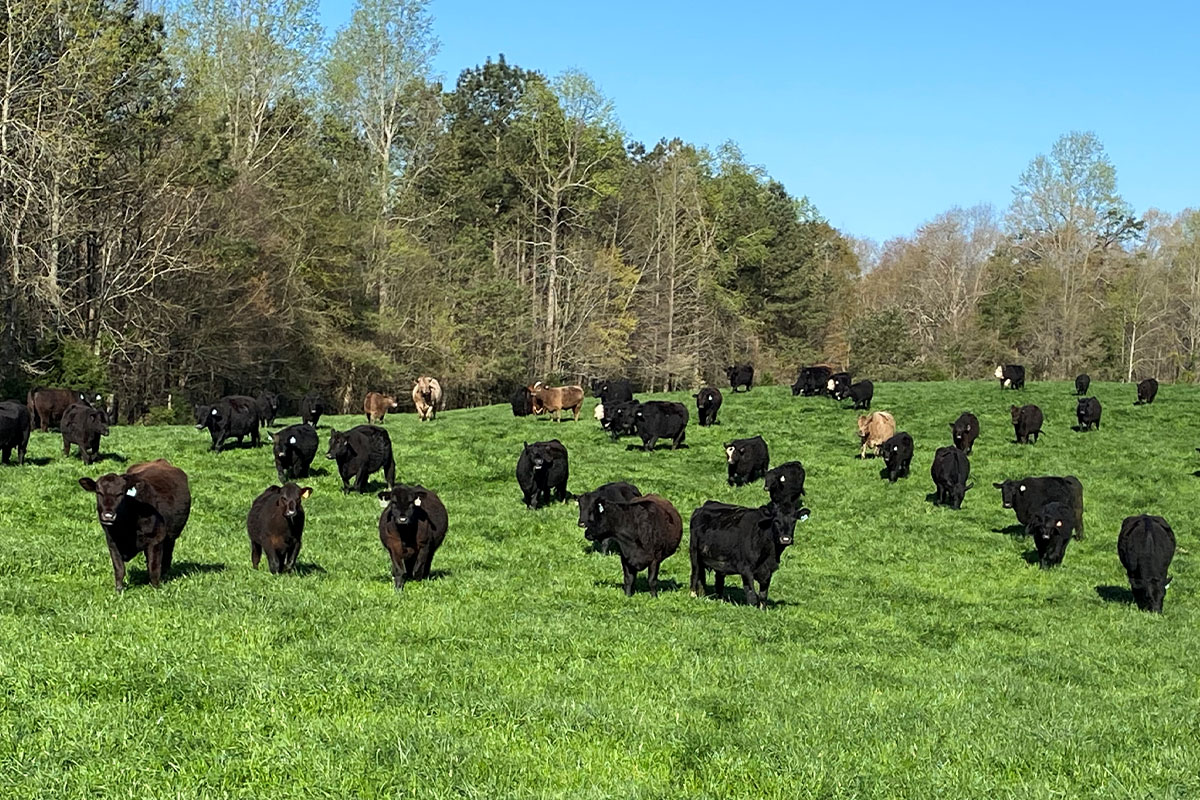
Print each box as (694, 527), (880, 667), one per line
(826, 372), (852, 399)
(413, 376), (443, 422)
(576, 481), (642, 555)
(993, 476), (1085, 540)
(581, 494), (682, 597)
(326, 425), (396, 494)
(857, 411), (896, 458)
(529, 381), (585, 422)
(950, 412), (979, 454)
(256, 393), (280, 426)
(510, 386), (534, 417)
(846, 380), (874, 410)
(516, 440), (569, 509)
(695, 387), (723, 427)
(1027, 502), (1077, 568)
(61, 403), (109, 465)
(1118, 515), (1176, 613)
(792, 365), (831, 397)
(601, 400), (640, 440)
(27, 387), (89, 432)
(1075, 374), (1090, 395)
(78, 459), (191, 592)
(689, 501), (809, 608)
(994, 364), (1025, 390)
(364, 391), (400, 424)
(1011, 404), (1043, 444)
(726, 435), (769, 486)
(271, 424), (319, 483)
(195, 395), (261, 451)
(931, 446), (971, 509)
(764, 461), (806, 511)
(301, 392), (325, 427)
(1076, 397), (1101, 431)
(1136, 378), (1158, 405)
(592, 379), (633, 404)
(634, 400), (689, 451)
(880, 431), (914, 482)
(0, 401), (31, 465)
(247, 482), (311, 574)
(377, 484), (448, 591)
(725, 364), (753, 392)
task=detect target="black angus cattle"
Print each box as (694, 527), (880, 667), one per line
(1075, 374), (1091, 395)
(592, 378), (633, 404)
(326, 425), (396, 494)
(271, 424), (319, 483)
(846, 380), (874, 410)
(27, 387), (89, 432)
(246, 482), (311, 574)
(726, 435), (769, 486)
(1118, 515), (1176, 613)
(880, 432), (914, 482)
(1076, 397), (1102, 431)
(0, 401), (31, 465)
(764, 461), (806, 511)
(377, 484), (448, 591)
(725, 364), (754, 392)
(633, 401), (689, 451)
(695, 387), (723, 427)
(1027, 501), (1077, 568)
(993, 476), (1085, 540)
(950, 412), (980, 454)
(61, 403), (109, 465)
(1136, 378), (1158, 405)
(78, 459), (191, 592)
(827, 372), (852, 399)
(792, 365), (832, 397)
(581, 494), (682, 597)
(516, 440), (569, 509)
(931, 446), (971, 509)
(301, 392), (325, 427)
(510, 386), (534, 417)
(576, 481), (642, 555)
(195, 395), (261, 451)
(1010, 404), (1043, 444)
(689, 501), (809, 608)
(994, 364), (1025, 390)
(601, 400), (639, 440)
(256, 393), (280, 426)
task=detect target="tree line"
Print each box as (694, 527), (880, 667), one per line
(1, 0), (1196, 421)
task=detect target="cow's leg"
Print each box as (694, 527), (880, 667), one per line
(383, 458), (396, 490)
(714, 572), (727, 598)
(251, 427), (260, 447)
(106, 537), (126, 593)
(161, 538), (176, 575)
(647, 560), (663, 597)
(62, 436), (70, 456)
(414, 547), (433, 579)
(266, 547), (282, 575)
(690, 550), (706, 597)
(1, 446), (9, 464)
(146, 543), (163, 588)
(354, 465), (370, 493)
(391, 558), (407, 591)
(620, 558), (636, 597)
(643, 436), (658, 452)
(757, 574), (772, 609)
(740, 571), (759, 607)
(251, 541), (262, 569)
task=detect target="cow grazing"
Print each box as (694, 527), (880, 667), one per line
(764, 461), (806, 512)
(412, 376), (443, 422)
(326, 425), (396, 494)
(195, 395), (261, 451)
(301, 392), (325, 427)
(1010, 404), (1043, 444)
(792, 365), (832, 397)
(1118, 515), (1176, 613)
(689, 501), (809, 608)
(27, 387), (89, 432)
(593, 379), (633, 404)
(695, 387), (723, 427)
(582, 494), (682, 597)
(1136, 378), (1158, 405)
(931, 446), (971, 509)
(78, 459), (191, 592)
(0, 401), (31, 465)
(1076, 397), (1102, 431)
(950, 412), (980, 454)
(61, 403), (109, 465)
(725, 364), (754, 392)
(516, 440), (569, 509)
(880, 432), (914, 482)
(377, 484), (448, 591)
(255, 393), (280, 427)
(826, 372), (852, 399)
(634, 400), (689, 451)
(271, 424), (319, 483)
(1027, 502), (1077, 569)
(577, 481), (642, 555)
(857, 411), (896, 458)
(993, 476), (1085, 540)
(994, 364), (1025, 390)
(603, 400), (641, 440)
(247, 483), (311, 574)
(726, 435), (769, 486)
(364, 391), (400, 424)
(510, 386), (534, 417)
(529, 382), (585, 422)
(1075, 374), (1090, 395)
(846, 380), (874, 410)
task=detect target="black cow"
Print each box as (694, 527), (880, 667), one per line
(592, 379), (633, 404)
(694, 387), (723, 427)
(516, 440), (569, 509)
(931, 446), (971, 509)
(581, 494), (682, 597)
(1010, 404), (1043, 444)
(993, 476), (1085, 540)
(1118, 515), (1176, 613)
(726, 435), (769, 486)
(1027, 502), (1076, 568)
(792, 366), (832, 397)
(377, 484), (448, 591)
(1076, 397), (1101, 431)
(0, 401), (31, 465)
(271, 424), (319, 483)
(689, 501), (809, 608)
(633, 401), (688, 451)
(880, 432), (914, 482)
(61, 403), (109, 465)
(764, 461), (805, 511)
(576, 481), (642, 555)
(846, 380), (874, 410)
(255, 393), (280, 427)
(1136, 378), (1158, 405)
(195, 395), (261, 451)
(301, 392), (325, 427)
(247, 482), (311, 574)
(326, 425), (396, 494)
(950, 412), (980, 454)
(510, 386), (534, 417)
(725, 364), (754, 392)
(826, 372), (852, 399)
(601, 400), (639, 440)
(995, 364), (1025, 390)
(1075, 374), (1090, 395)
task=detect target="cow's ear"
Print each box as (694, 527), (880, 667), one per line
(377, 491), (390, 503)
(299, 487), (313, 500)
(79, 477), (98, 493)
(992, 483), (1003, 489)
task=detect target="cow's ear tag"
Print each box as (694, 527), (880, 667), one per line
(414, 497), (422, 507)
(1019, 485), (1026, 492)
(211, 408), (218, 415)
(597, 502), (604, 513)
(126, 487), (138, 497)
(289, 436), (296, 444)
(779, 476), (785, 483)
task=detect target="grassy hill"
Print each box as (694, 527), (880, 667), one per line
(0, 380), (1196, 798)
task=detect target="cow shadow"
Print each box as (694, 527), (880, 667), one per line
(96, 452), (128, 464)
(701, 590), (796, 608)
(301, 466), (330, 478)
(372, 569), (452, 585)
(4, 456), (52, 466)
(992, 523), (1025, 537)
(1020, 549), (1040, 565)
(1191, 470), (1200, 479)
(625, 443), (689, 452)
(878, 468), (908, 481)
(592, 577), (682, 594)
(291, 562), (327, 577)
(1095, 585), (1134, 605)
(170, 561), (227, 578)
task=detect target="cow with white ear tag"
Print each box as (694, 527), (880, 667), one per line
(377, 485), (448, 592)
(270, 424), (319, 483)
(1027, 502), (1076, 569)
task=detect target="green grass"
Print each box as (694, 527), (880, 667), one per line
(0, 381), (1196, 798)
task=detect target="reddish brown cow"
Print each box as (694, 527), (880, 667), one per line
(27, 387), (88, 432)
(364, 391), (400, 424)
(528, 381), (585, 422)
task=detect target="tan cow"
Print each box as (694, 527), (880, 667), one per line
(857, 411), (896, 459)
(412, 377), (443, 422)
(529, 381), (585, 422)
(364, 391), (400, 424)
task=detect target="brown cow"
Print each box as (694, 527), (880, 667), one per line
(412, 377), (443, 422)
(857, 411), (896, 459)
(27, 387), (89, 432)
(364, 391), (400, 424)
(528, 381), (585, 422)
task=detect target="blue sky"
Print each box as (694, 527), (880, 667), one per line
(319, 0), (1199, 243)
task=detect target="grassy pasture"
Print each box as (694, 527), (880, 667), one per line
(0, 380), (1197, 798)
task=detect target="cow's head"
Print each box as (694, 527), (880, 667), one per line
(992, 480), (1020, 508)
(378, 485), (426, 528)
(79, 472), (145, 526)
(994, 365), (1004, 379)
(275, 482), (312, 519)
(194, 404), (220, 431)
(326, 429), (349, 460)
(1029, 504), (1074, 568)
(857, 415), (871, 436)
(273, 430), (300, 460)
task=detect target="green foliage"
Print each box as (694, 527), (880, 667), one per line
(849, 309), (919, 379)
(46, 338), (109, 392)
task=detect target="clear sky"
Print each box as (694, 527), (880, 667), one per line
(318, 0), (1199, 243)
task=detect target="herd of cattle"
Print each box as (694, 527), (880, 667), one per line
(0, 366), (1180, 613)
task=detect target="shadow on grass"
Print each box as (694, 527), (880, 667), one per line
(592, 577), (683, 595)
(96, 452), (129, 464)
(624, 443), (689, 452)
(695, 589), (797, 608)
(3, 456), (52, 466)
(291, 562), (327, 577)
(372, 569), (452, 585)
(1095, 585), (1134, 605)
(993, 523), (1025, 536)
(170, 561), (227, 578)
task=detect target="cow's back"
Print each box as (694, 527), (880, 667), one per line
(127, 459), (191, 537)
(635, 495), (682, 554)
